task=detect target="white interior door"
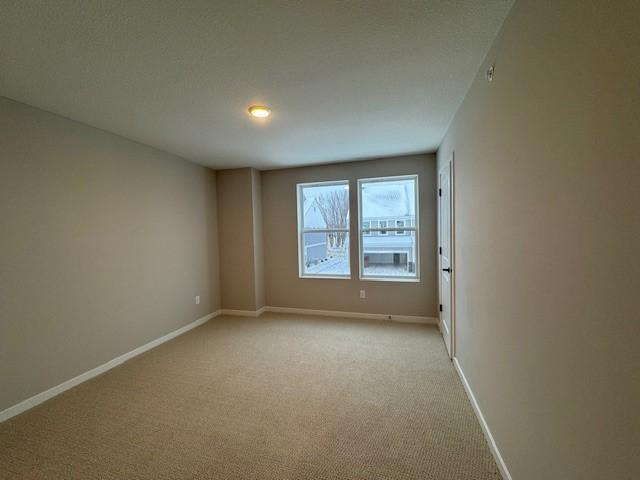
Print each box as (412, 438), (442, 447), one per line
(438, 160), (453, 357)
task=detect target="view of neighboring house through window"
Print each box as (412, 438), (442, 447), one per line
(297, 180), (350, 278)
(358, 175), (419, 280)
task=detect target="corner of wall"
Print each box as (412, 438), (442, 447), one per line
(216, 167), (264, 311)
(250, 168), (266, 309)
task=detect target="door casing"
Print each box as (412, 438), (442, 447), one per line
(438, 152), (455, 358)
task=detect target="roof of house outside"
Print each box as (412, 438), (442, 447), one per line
(302, 182), (415, 226)
(362, 183), (414, 219)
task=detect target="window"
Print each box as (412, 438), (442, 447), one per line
(358, 175), (419, 281)
(297, 180), (350, 278)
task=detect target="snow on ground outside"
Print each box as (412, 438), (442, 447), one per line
(306, 257), (348, 274)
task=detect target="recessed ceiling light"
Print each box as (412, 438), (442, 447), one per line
(248, 105), (271, 118)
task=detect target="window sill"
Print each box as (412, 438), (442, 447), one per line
(359, 276), (420, 283)
(299, 275), (351, 280)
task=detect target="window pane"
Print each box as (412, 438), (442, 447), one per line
(362, 231), (416, 278)
(359, 176), (418, 280)
(361, 178), (415, 222)
(300, 182), (349, 229)
(302, 232), (350, 276)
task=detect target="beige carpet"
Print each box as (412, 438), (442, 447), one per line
(0, 313), (501, 479)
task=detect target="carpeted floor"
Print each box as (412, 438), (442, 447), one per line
(0, 313), (501, 479)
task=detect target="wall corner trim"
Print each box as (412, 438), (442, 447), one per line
(453, 358), (513, 480)
(0, 310), (222, 423)
(220, 307), (266, 317)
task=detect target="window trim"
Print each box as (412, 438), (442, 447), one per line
(357, 174), (420, 282)
(296, 180), (351, 279)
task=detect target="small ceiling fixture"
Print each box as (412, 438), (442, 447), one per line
(248, 105), (271, 118)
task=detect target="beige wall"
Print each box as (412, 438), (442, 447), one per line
(216, 168), (264, 311)
(251, 169), (265, 309)
(217, 168), (256, 310)
(262, 154), (437, 317)
(0, 97), (220, 412)
(437, 1), (640, 478)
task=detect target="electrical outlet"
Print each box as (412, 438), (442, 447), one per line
(195, 296), (200, 305)
(359, 290), (366, 299)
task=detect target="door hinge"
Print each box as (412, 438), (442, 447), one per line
(439, 304), (443, 312)
(439, 246), (442, 254)
(438, 188), (442, 197)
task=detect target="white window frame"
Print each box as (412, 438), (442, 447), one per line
(357, 174), (420, 282)
(296, 180), (351, 280)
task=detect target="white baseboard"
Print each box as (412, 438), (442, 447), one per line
(217, 305), (436, 324)
(263, 306), (437, 325)
(453, 358), (512, 480)
(220, 306), (265, 317)
(0, 310), (221, 423)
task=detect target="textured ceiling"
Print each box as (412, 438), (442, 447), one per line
(0, 1), (513, 169)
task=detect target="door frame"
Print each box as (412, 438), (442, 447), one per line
(438, 152), (456, 358)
